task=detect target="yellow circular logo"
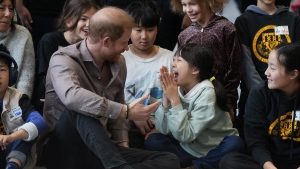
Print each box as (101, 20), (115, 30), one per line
(252, 25), (291, 63)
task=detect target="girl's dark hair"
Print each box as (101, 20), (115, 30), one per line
(177, 43), (228, 111)
(55, 0), (102, 32)
(125, 0), (161, 28)
(0, 0), (15, 31)
(273, 43), (300, 82)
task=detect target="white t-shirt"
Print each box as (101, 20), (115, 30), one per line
(123, 46), (174, 120)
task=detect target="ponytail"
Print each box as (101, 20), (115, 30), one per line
(178, 43), (229, 112)
(210, 76), (229, 112)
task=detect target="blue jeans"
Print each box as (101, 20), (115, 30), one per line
(44, 108), (180, 169)
(145, 133), (245, 169)
(145, 134), (197, 167)
(192, 135), (245, 169)
(0, 139), (35, 168)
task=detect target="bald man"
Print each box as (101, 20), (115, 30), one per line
(42, 7), (179, 169)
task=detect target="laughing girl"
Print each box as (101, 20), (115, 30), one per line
(145, 43), (245, 169)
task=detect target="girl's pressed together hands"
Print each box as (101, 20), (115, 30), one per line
(159, 66), (180, 108)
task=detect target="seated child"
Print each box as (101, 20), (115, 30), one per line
(145, 43), (245, 169)
(123, 0), (174, 148)
(220, 43), (300, 169)
(0, 44), (46, 169)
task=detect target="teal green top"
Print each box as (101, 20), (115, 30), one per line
(155, 80), (238, 158)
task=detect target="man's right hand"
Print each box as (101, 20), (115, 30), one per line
(15, 1), (33, 30)
(128, 94), (159, 121)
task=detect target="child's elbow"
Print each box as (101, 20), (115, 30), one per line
(37, 118), (47, 134)
(27, 111), (47, 134)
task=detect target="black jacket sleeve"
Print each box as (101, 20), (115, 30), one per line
(244, 82), (273, 166)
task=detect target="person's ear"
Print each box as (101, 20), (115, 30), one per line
(65, 18), (73, 28)
(103, 37), (111, 47)
(192, 67), (199, 75)
(290, 69), (299, 80)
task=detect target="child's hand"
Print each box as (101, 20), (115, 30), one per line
(263, 161), (277, 169)
(0, 129), (28, 150)
(134, 118), (154, 135)
(145, 128), (160, 140)
(160, 66), (180, 107)
(0, 135), (14, 150)
(118, 141), (129, 148)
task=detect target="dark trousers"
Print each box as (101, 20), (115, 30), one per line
(128, 120), (147, 150)
(145, 133), (245, 169)
(0, 139), (35, 168)
(44, 108), (180, 169)
(220, 152), (300, 169)
(145, 134), (197, 168)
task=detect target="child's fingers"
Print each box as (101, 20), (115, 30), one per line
(160, 66), (168, 74)
(161, 66), (168, 73)
(1, 145), (6, 150)
(169, 72), (177, 85)
(159, 75), (166, 89)
(163, 72), (171, 84)
(160, 67), (164, 74)
(159, 69), (165, 79)
(161, 72), (170, 85)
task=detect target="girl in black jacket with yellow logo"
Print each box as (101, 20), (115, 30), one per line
(220, 42), (300, 169)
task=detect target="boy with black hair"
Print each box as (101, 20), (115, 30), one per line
(0, 44), (46, 169)
(241, 0), (291, 12)
(235, 0), (300, 138)
(123, 0), (174, 149)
